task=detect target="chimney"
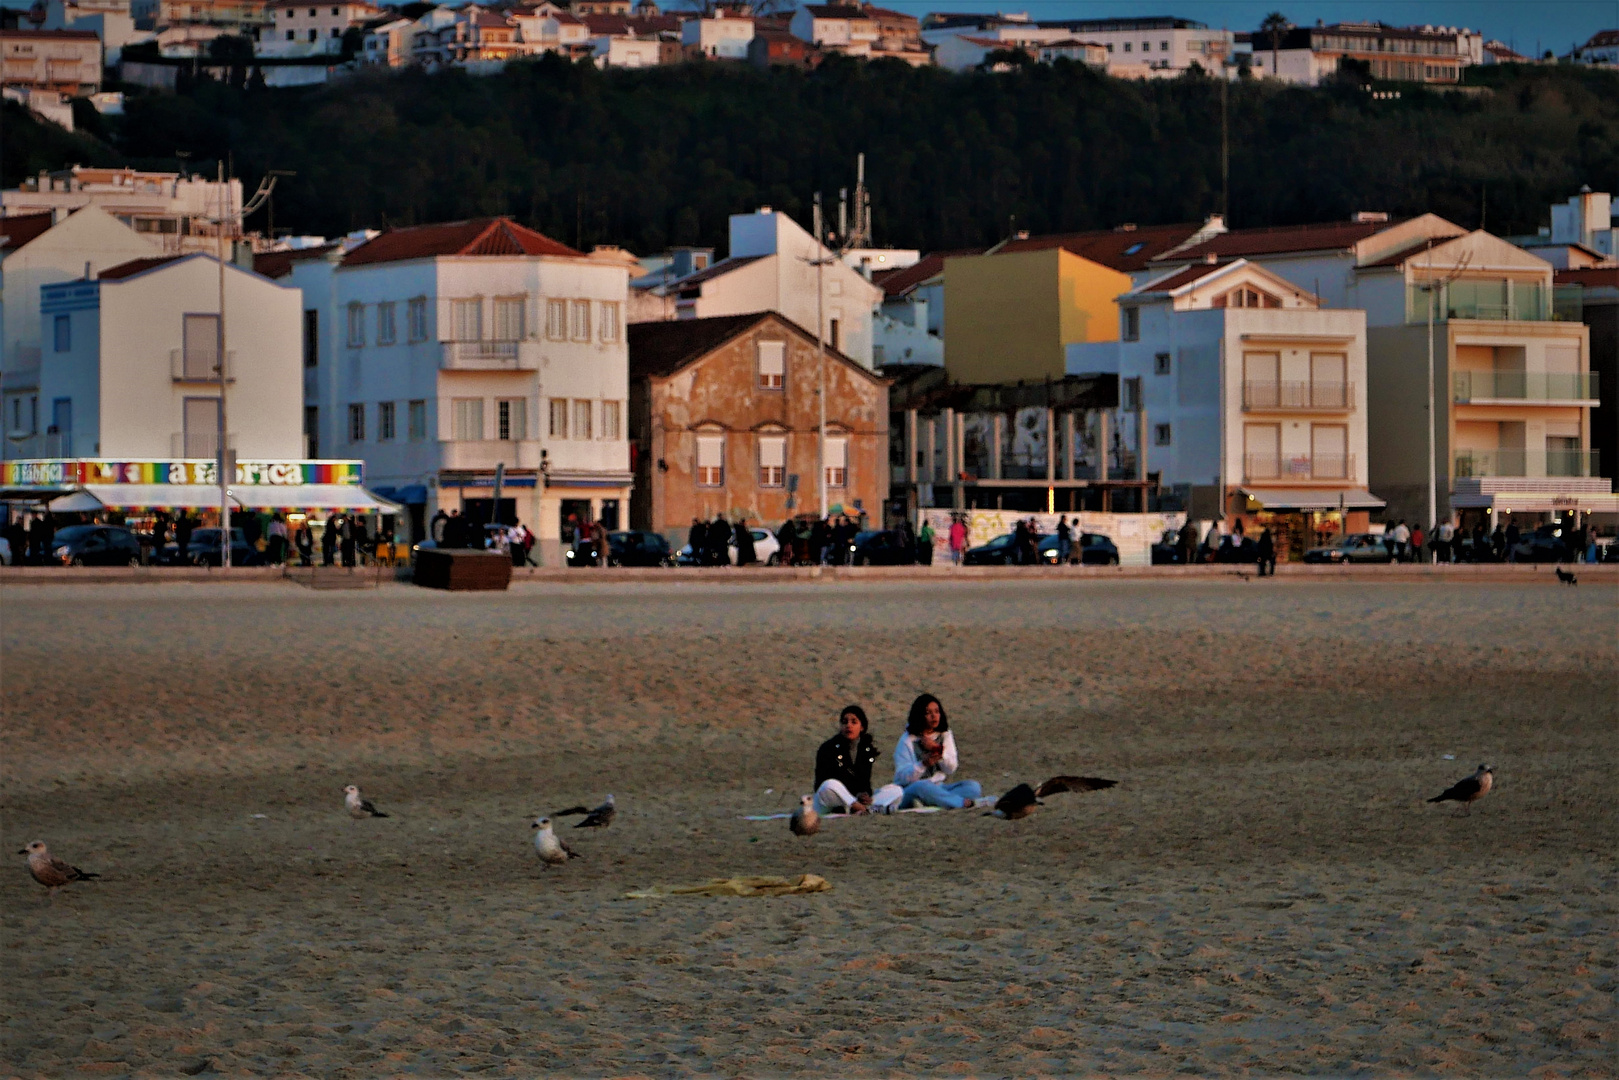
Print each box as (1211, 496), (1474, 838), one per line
(1352, 211), (1390, 223)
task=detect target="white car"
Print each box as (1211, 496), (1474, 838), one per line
(678, 527), (782, 566)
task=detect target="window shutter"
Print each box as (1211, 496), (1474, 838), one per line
(696, 434), (724, 468)
(757, 340), (785, 384)
(759, 434), (786, 468)
(825, 437), (847, 469)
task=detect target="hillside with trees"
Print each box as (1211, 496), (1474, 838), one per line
(4, 58), (1615, 252)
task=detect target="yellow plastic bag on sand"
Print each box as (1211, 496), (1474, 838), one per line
(625, 874), (831, 899)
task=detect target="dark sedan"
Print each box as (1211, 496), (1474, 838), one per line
(849, 529), (917, 566)
(1302, 533), (1394, 564)
(962, 532), (1025, 565)
(169, 527), (263, 567)
(1512, 525), (1572, 564)
(566, 530), (673, 568)
(51, 524), (144, 566)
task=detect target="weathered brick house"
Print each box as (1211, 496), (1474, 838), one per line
(627, 312), (889, 540)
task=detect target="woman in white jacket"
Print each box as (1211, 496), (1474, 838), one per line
(888, 693), (983, 810)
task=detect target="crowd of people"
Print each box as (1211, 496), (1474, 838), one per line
(1, 511), (56, 565)
(811, 693), (985, 816)
(430, 507), (537, 566)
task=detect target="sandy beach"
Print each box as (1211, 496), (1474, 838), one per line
(2, 577), (1615, 1077)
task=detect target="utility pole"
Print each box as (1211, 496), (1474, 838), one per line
(814, 193), (827, 519)
(1413, 243), (1472, 549)
(216, 162), (233, 570)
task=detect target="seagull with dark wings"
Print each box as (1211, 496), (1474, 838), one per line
(1428, 764), (1493, 814)
(989, 775), (1118, 820)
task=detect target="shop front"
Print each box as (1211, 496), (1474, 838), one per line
(1231, 487), (1387, 561)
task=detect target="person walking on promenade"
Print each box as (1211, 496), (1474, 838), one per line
(1256, 527), (1276, 577)
(321, 512), (339, 565)
(688, 518), (707, 564)
(1504, 520), (1520, 562)
(1411, 523), (1426, 564)
(430, 507), (449, 544)
(1390, 519), (1410, 562)
(916, 519), (934, 566)
(1178, 519), (1198, 564)
(1056, 515), (1073, 565)
(706, 515), (730, 566)
(266, 514), (289, 565)
(948, 515), (967, 565)
(776, 518), (798, 566)
(1437, 519), (1455, 563)
(339, 514), (357, 568)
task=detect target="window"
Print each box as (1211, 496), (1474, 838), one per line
(303, 309), (319, 367)
(497, 398), (526, 441)
(407, 297), (428, 342)
(53, 314), (70, 352)
(1122, 306), (1140, 341)
(307, 27), (317, 41)
(757, 340), (785, 389)
(452, 398), (484, 441)
(546, 299), (567, 340)
(378, 401), (396, 441)
(377, 301), (397, 345)
(598, 301), (621, 343)
(408, 399), (426, 440)
(825, 436), (848, 488)
(548, 397), (568, 438)
(759, 434), (786, 487)
(493, 296), (525, 341)
(348, 403), (365, 442)
(346, 302), (365, 347)
(182, 313), (220, 379)
(829, 318), (841, 351)
(1160, 39), (1168, 51)
(696, 434), (724, 486)
(451, 298), (482, 342)
(285, 29), (293, 39)
(1217, 285), (1280, 309)
(1154, 423), (1172, 446)
(1123, 41), (1131, 52)
(570, 300), (591, 342)
(330, 25), (339, 35)
(572, 399), (592, 440)
(601, 400), (621, 441)
(1154, 351), (1171, 375)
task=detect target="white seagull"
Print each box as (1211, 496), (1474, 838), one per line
(344, 785), (390, 819)
(789, 794), (820, 836)
(531, 817), (581, 867)
(554, 793), (615, 829)
(19, 840), (99, 899)
(1428, 764), (1493, 814)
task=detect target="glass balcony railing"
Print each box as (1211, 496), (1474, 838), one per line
(1454, 449), (1600, 479)
(1453, 370), (1599, 403)
(1242, 380), (1354, 411)
(1406, 280), (1577, 323)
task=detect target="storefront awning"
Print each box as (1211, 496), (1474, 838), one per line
(1240, 488), (1387, 511)
(1451, 490), (1619, 513)
(73, 483), (400, 511)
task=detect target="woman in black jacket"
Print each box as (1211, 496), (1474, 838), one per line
(813, 705), (881, 815)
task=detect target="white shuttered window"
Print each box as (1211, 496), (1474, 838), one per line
(452, 398), (484, 441)
(825, 436), (847, 488)
(759, 434), (785, 486)
(757, 340), (785, 389)
(696, 434), (724, 486)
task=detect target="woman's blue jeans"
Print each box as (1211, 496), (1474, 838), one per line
(900, 779), (982, 809)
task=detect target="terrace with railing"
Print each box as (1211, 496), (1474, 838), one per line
(1242, 380), (1354, 411)
(1454, 448), (1601, 479)
(1244, 453), (1355, 482)
(1406, 280), (1584, 323)
(1452, 370), (1599, 404)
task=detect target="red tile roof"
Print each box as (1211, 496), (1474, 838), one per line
(583, 13), (630, 34)
(0, 212), (55, 253)
(254, 243), (339, 279)
(998, 222), (1206, 271)
(341, 218), (581, 266)
(1159, 220), (1400, 263)
(0, 28), (101, 40)
(98, 255), (184, 280)
(873, 250), (980, 297)
(1135, 261), (1228, 292)
(1556, 266), (1619, 288)
(629, 311), (871, 381)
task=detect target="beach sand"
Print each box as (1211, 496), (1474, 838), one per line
(2, 577), (1614, 1077)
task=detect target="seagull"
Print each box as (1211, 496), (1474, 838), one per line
(531, 817), (581, 867)
(554, 793), (615, 829)
(344, 785), (389, 819)
(789, 794), (820, 836)
(989, 775), (1119, 820)
(1428, 764), (1493, 814)
(19, 840), (99, 898)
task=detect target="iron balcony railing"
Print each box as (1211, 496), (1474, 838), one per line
(1454, 449), (1601, 479)
(1244, 453), (1354, 481)
(1242, 380), (1355, 411)
(1453, 370), (1599, 403)
(440, 340), (530, 370)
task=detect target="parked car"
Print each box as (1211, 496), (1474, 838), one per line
(1151, 528), (1187, 565)
(848, 529), (917, 566)
(1048, 532), (1121, 566)
(50, 524), (144, 566)
(566, 530), (674, 568)
(963, 532), (1039, 566)
(169, 527), (262, 567)
(1512, 524), (1572, 564)
(676, 528), (782, 566)
(1302, 533), (1394, 564)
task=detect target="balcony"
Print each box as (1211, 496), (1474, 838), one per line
(438, 439), (544, 470)
(1244, 453), (1355, 482)
(171, 432), (236, 458)
(1242, 381), (1355, 412)
(439, 340), (536, 371)
(171, 348), (236, 383)
(1405, 280), (1578, 323)
(1453, 370), (1598, 405)
(3, 432), (71, 459)
(1454, 449), (1601, 479)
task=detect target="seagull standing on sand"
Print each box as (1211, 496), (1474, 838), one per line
(18, 840), (99, 898)
(789, 794), (820, 836)
(344, 785), (389, 819)
(1428, 765), (1493, 814)
(989, 774), (1119, 820)
(554, 794), (615, 829)
(531, 817), (581, 867)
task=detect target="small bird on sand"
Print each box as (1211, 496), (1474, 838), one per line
(990, 775), (1119, 820)
(1555, 567), (1578, 586)
(18, 840), (99, 898)
(531, 817), (581, 867)
(789, 794), (820, 836)
(1428, 764), (1493, 813)
(554, 793), (615, 829)
(344, 785), (389, 819)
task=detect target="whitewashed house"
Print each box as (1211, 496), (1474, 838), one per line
(666, 209), (883, 368)
(270, 217), (634, 559)
(680, 8), (752, 58)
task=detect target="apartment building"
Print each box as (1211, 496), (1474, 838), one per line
(790, 3), (927, 65)
(41, 0), (141, 62)
(680, 8), (752, 59)
(0, 29), (102, 95)
(259, 0), (379, 56)
(1246, 21), (1482, 85)
(923, 14), (1231, 77)
(1071, 259), (1377, 552)
(270, 217), (635, 558)
(2, 166), (245, 254)
(1151, 215), (1611, 527)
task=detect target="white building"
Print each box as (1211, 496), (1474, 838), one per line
(269, 217), (635, 559)
(3, 206), (163, 459)
(2, 166), (244, 254)
(1566, 29), (1617, 66)
(923, 14), (1230, 77)
(0, 28), (103, 95)
(666, 208), (884, 368)
(870, 252), (946, 368)
(42, 0), (141, 62)
(1548, 188), (1616, 261)
(1246, 21), (1481, 85)
(1070, 259), (1378, 542)
(33, 252), (302, 461)
(680, 8), (752, 58)
(259, 0), (378, 57)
